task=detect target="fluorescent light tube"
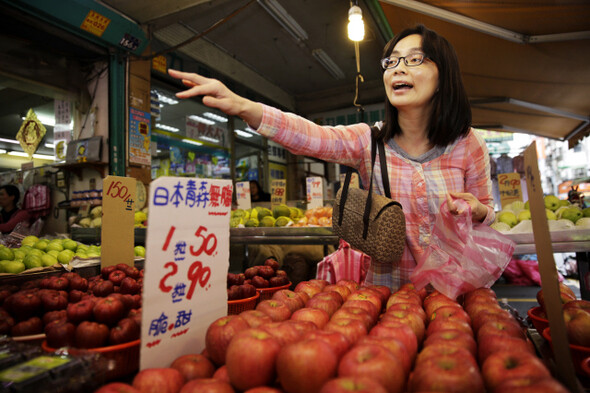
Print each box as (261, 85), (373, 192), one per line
(8, 151), (54, 159)
(199, 135), (220, 144)
(203, 112), (228, 123)
(182, 138), (203, 146)
(188, 115), (215, 125)
(0, 149), (6, 154)
(235, 129), (254, 138)
(312, 49), (345, 80)
(156, 123), (180, 132)
(0, 138), (20, 144)
(257, 0), (308, 42)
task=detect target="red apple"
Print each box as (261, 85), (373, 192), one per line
(212, 365), (230, 384)
(257, 265), (275, 280)
(536, 284), (575, 312)
(276, 338), (339, 393)
(170, 353), (215, 381)
(102, 265), (117, 280)
(478, 334), (534, 365)
(290, 307), (330, 329)
(338, 344), (406, 393)
(239, 310), (273, 328)
(380, 309), (425, 343)
(244, 266), (259, 279)
(563, 299), (590, 313)
(346, 290), (382, 314)
(471, 308), (517, 334)
(422, 329), (477, 359)
(364, 285), (391, 304)
(132, 368), (185, 393)
(463, 287), (496, 304)
(335, 280), (360, 294)
(415, 344), (477, 369)
(93, 280), (115, 297)
(67, 298), (96, 324)
(385, 302), (427, 325)
(313, 291), (344, 306)
(430, 305), (471, 326)
(244, 387), (283, 393)
(563, 307), (590, 346)
(93, 296), (127, 326)
(302, 329), (351, 359)
(272, 290), (305, 313)
(264, 257), (280, 271)
(369, 320), (418, 359)
(225, 328), (282, 391)
(205, 315), (250, 366)
(269, 275), (290, 288)
(251, 276), (270, 289)
(259, 321), (303, 346)
(477, 318), (526, 341)
(109, 317), (140, 345)
(281, 319), (317, 337)
(342, 299), (379, 322)
(69, 275), (89, 291)
(423, 292), (460, 317)
(463, 299), (504, 318)
(94, 383), (141, 393)
(120, 277), (141, 295)
(75, 321), (109, 348)
(178, 378), (235, 393)
(12, 316), (42, 336)
(239, 283), (257, 299)
(409, 354), (484, 393)
(355, 335), (412, 374)
(319, 376), (388, 393)
(294, 282), (322, 299)
(481, 350), (551, 392)
(323, 284), (351, 301)
(308, 279), (330, 290)
(306, 296), (341, 318)
(426, 317), (473, 337)
(108, 270), (127, 286)
(331, 307), (376, 331)
(227, 272), (245, 287)
(256, 299), (292, 322)
(386, 292), (422, 309)
(42, 309), (67, 326)
(324, 318), (367, 345)
(492, 376), (569, 393)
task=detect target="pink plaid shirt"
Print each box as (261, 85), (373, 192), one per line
(257, 105), (495, 291)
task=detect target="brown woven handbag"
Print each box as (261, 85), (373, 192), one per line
(332, 129), (406, 263)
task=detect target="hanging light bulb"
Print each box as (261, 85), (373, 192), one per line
(348, 5), (364, 42)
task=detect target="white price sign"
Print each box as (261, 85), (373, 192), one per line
(140, 177), (233, 370)
(235, 181), (251, 210)
(306, 176), (324, 209)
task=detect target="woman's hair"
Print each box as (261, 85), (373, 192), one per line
(380, 24), (471, 146)
(0, 184), (20, 205)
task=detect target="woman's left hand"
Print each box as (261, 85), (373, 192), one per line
(446, 192), (488, 222)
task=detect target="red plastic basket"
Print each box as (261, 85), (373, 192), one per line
(527, 306), (549, 333)
(542, 328), (590, 376)
(41, 339), (140, 380)
(228, 291), (260, 315)
(257, 282), (292, 302)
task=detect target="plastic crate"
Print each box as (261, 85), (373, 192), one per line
(542, 328), (590, 376)
(527, 306), (549, 333)
(228, 292), (260, 315)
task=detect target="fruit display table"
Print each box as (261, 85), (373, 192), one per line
(70, 227), (146, 246)
(229, 227), (338, 246)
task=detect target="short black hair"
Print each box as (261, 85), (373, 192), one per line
(380, 24), (471, 147)
(0, 184), (20, 203)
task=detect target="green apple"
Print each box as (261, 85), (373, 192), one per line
(12, 249), (26, 261)
(546, 209), (557, 220)
(517, 210), (531, 222)
(33, 240), (49, 251)
(583, 207), (590, 218)
(561, 207), (583, 224)
(524, 200), (530, 210)
(2, 260), (25, 274)
(46, 241), (64, 252)
(0, 247), (14, 261)
(57, 249), (75, 265)
(21, 235), (39, 247)
(134, 245), (146, 257)
(76, 244), (89, 252)
(62, 239), (78, 252)
(576, 217), (590, 228)
(75, 251), (88, 259)
(28, 248), (44, 257)
(544, 195), (561, 211)
(86, 251), (100, 258)
(19, 245), (33, 254)
(497, 211), (518, 228)
(558, 199), (571, 207)
(23, 254), (43, 269)
(41, 254), (59, 267)
(134, 211), (147, 224)
(47, 250), (60, 258)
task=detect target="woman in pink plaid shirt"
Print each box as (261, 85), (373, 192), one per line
(169, 25), (495, 291)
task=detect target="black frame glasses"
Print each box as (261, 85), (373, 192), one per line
(381, 53), (427, 70)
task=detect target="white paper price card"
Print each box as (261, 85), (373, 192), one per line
(306, 176), (324, 209)
(140, 177), (233, 370)
(271, 179), (287, 208)
(235, 181), (251, 210)
(339, 172), (360, 189)
(101, 176), (136, 268)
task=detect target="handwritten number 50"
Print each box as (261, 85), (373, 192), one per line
(190, 226), (217, 256)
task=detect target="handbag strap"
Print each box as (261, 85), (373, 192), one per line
(337, 127), (389, 239)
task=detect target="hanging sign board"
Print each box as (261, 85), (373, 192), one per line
(235, 181), (251, 210)
(306, 176), (324, 209)
(271, 179), (287, 208)
(101, 176), (136, 268)
(523, 142), (582, 392)
(497, 172), (523, 208)
(140, 177), (232, 369)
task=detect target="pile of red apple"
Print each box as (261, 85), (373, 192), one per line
(536, 282), (590, 347)
(0, 263), (143, 349)
(95, 279), (570, 393)
(227, 258), (289, 301)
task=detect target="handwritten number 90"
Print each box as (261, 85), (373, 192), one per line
(158, 261), (211, 299)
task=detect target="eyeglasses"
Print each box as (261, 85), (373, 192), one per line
(381, 53), (427, 70)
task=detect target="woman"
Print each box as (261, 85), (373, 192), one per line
(0, 185), (31, 235)
(169, 25), (494, 290)
(249, 180), (271, 202)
